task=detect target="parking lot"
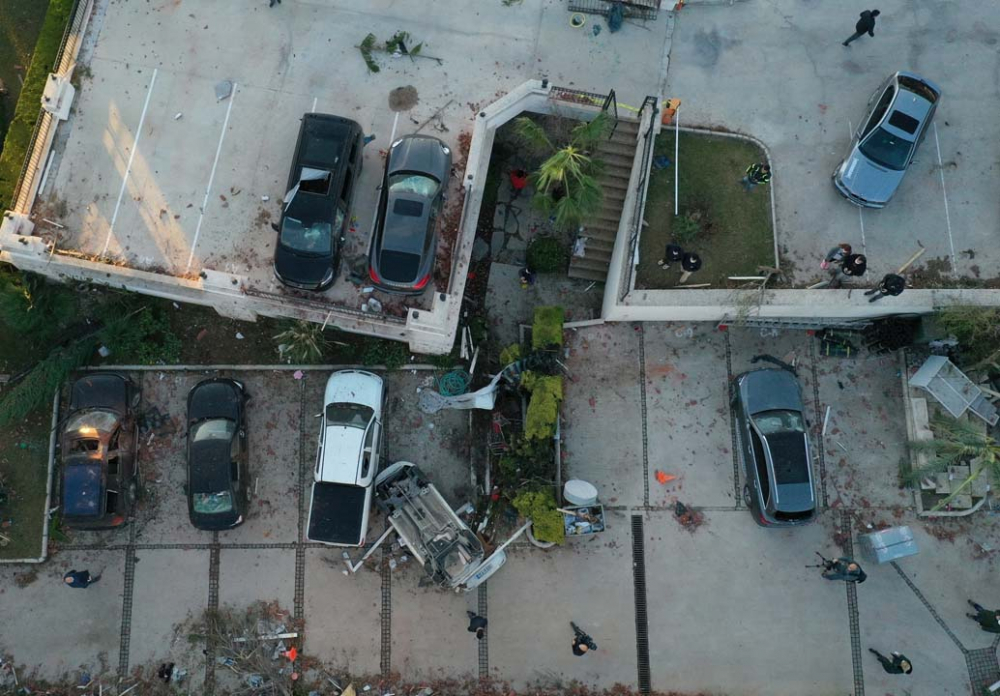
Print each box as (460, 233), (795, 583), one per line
(2, 326), (999, 694)
(664, 0), (1000, 285)
(38, 0), (674, 318)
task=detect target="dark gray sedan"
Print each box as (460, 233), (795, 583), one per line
(833, 71), (941, 208)
(731, 368), (816, 527)
(367, 135), (452, 294)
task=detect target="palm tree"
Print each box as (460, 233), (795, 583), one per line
(907, 415), (999, 511)
(513, 113), (609, 230)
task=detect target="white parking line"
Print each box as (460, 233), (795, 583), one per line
(932, 122), (957, 271)
(311, 97), (317, 113)
(102, 68), (158, 258)
(186, 83), (238, 271)
(389, 111), (399, 143)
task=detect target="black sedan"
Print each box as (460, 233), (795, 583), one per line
(273, 113), (364, 291)
(731, 368), (816, 527)
(368, 135), (452, 294)
(60, 373), (141, 529)
(186, 378), (250, 530)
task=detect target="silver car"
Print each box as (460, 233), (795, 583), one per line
(833, 71), (941, 208)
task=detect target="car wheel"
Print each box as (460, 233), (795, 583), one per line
(743, 484), (752, 508)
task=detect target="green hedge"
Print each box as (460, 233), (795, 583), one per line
(0, 0), (74, 208)
(532, 305), (564, 350)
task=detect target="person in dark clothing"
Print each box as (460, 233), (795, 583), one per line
(63, 569), (100, 588)
(843, 10), (880, 46)
(740, 163), (772, 191)
(467, 611), (488, 640)
(842, 254), (868, 277)
(571, 621), (597, 656)
(158, 663), (176, 683)
(869, 648), (912, 674)
(967, 600), (1000, 633)
(821, 557), (867, 584)
(269, 0), (281, 6)
(865, 273), (905, 302)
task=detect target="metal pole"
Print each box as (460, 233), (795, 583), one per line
(674, 105), (680, 217)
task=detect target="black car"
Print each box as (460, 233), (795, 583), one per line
(273, 113), (364, 291)
(368, 135), (452, 294)
(60, 373), (141, 529)
(731, 368), (816, 527)
(186, 378), (250, 530)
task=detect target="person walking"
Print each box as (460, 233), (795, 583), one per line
(864, 273), (905, 302)
(158, 663), (176, 683)
(820, 557), (867, 584)
(869, 648), (912, 675)
(571, 622), (597, 656)
(967, 600), (1000, 633)
(843, 10), (880, 46)
(63, 569), (100, 588)
(740, 163), (771, 192)
(467, 611), (488, 640)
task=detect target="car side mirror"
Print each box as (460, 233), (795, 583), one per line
(271, 222), (280, 232)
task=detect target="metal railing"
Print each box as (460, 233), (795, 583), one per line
(549, 85), (619, 139)
(243, 286), (407, 326)
(567, 0), (661, 21)
(10, 0), (90, 213)
(619, 96), (659, 300)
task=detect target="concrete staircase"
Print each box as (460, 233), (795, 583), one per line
(568, 117), (640, 283)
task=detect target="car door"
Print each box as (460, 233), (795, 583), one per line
(360, 418), (380, 485)
(230, 431), (244, 509)
(748, 424), (772, 513)
(858, 82), (895, 142)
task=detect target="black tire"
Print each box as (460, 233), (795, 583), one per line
(743, 484), (752, 508)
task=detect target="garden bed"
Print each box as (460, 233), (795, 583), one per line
(636, 129), (777, 289)
(0, 403), (53, 560)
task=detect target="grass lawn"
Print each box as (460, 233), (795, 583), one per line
(636, 130), (776, 289)
(0, 0), (51, 107)
(0, 405), (52, 560)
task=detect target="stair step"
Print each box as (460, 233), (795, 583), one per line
(567, 266), (609, 283)
(596, 141), (638, 158)
(584, 236), (615, 252)
(601, 163), (634, 180)
(570, 256), (612, 273)
(603, 188), (627, 203)
(580, 246), (613, 263)
(597, 176), (630, 192)
(597, 151), (636, 169)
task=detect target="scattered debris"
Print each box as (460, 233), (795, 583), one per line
(673, 501), (705, 532)
(215, 80), (233, 101)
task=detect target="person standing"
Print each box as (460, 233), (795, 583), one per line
(843, 10), (881, 46)
(865, 273), (905, 302)
(821, 557), (867, 584)
(467, 611), (488, 640)
(571, 621), (597, 656)
(869, 648), (913, 675)
(269, 0), (282, 6)
(63, 569), (100, 588)
(740, 163), (771, 192)
(967, 600), (1000, 633)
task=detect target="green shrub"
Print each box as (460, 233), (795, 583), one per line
(524, 374), (563, 440)
(532, 305), (565, 350)
(499, 343), (522, 366)
(0, 338), (95, 428)
(274, 320), (328, 364)
(497, 434), (555, 486)
(935, 306), (1000, 367)
(98, 302), (181, 365)
(0, 0), (75, 207)
(526, 236), (568, 273)
(512, 488), (564, 544)
(0, 270), (78, 344)
(360, 338), (409, 370)
(671, 212), (701, 246)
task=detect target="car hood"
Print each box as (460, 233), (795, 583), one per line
(274, 243), (334, 287)
(189, 380), (241, 421)
(389, 136), (451, 182)
(739, 369), (802, 414)
(837, 150), (906, 204)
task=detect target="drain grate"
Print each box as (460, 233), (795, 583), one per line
(478, 582), (489, 678)
(637, 324), (650, 508)
(723, 331), (742, 508)
(841, 511), (864, 696)
(380, 547), (392, 678)
(631, 515), (651, 695)
(294, 380), (308, 622)
(117, 535), (137, 679)
(967, 647), (1000, 692)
